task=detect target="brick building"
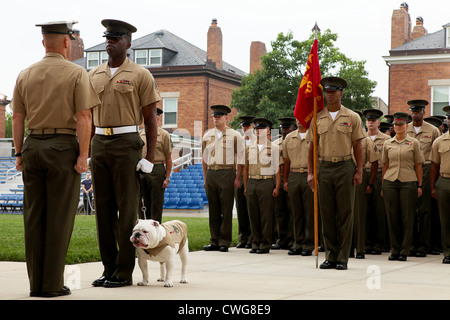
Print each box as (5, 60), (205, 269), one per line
(74, 19), (266, 139)
(383, 3), (450, 116)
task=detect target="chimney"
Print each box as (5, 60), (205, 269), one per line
(411, 16), (428, 40)
(391, 2), (412, 49)
(69, 30), (84, 61)
(250, 41), (266, 74)
(207, 18), (223, 69)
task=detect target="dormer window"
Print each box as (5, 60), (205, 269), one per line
(87, 51), (108, 68)
(135, 49), (162, 66)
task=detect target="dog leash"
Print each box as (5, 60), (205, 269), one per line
(138, 172), (149, 220)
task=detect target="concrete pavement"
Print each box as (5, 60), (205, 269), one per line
(2, 248), (450, 301)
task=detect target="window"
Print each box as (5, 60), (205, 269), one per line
(163, 97), (178, 127)
(87, 51), (108, 68)
(431, 86), (450, 116)
(135, 49), (162, 66)
(150, 49), (162, 65)
(135, 50), (148, 65)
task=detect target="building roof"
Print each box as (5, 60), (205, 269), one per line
(390, 24), (450, 56)
(74, 29), (246, 78)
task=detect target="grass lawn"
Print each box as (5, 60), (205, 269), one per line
(0, 214), (239, 264)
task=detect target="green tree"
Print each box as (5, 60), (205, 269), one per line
(229, 29), (377, 128)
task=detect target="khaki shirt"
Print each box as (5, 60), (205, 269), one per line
(245, 140), (280, 176)
(273, 136), (285, 166)
(89, 58), (161, 127)
(406, 121), (441, 163)
(202, 127), (244, 166)
(283, 130), (309, 169)
(139, 127), (172, 162)
(306, 105), (366, 157)
(382, 135), (425, 182)
(362, 136), (381, 168)
(368, 131), (391, 171)
(12, 52), (100, 129)
(430, 132), (450, 177)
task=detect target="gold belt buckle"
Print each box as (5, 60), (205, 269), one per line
(331, 157), (339, 163)
(104, 128), (113, 136)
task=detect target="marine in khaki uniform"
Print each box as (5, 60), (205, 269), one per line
(306, 77), (366, 270)
(352, 109), (382, 259)
(235, 115), (256, 249)
(430, 106), (450, 264)
(283, 119), (314, 256)
(243, 118), (281, 254)
(12, 21), (100, 297)
(272, 117), (296, 250)
(89, 20), (161, 288)
(406, 100), (441, 257)
(364, 111), (392, 255)
(382, 112), (425, 261)
(139, 108), (173, 222)
(202, 105), (244, 252)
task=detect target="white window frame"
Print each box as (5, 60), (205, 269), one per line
(134, 49), (162, 66)
(135, 49), (148, 65)
(430, 84), (450, 116)
(446, 27), (450, 48)
(87, 51), (108, 68)
(160, 92), (180, 129)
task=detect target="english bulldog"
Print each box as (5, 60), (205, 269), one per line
(130, 219), (188, 287)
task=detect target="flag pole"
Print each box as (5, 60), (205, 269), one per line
(312, 22), (320, 269)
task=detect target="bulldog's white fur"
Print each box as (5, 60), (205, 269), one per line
(130, 219), (188, 287)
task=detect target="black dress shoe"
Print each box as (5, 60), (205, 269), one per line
(415, 251), (427, 257)
(319, 260), (336, 269)
(388, 254), (399, 261)
(103, 276), (132, 288)
(245, 243), (252, 249)
(249, 248), (258, 254)
(39, 286), (72, 298)
(302, 249), (312, 256)
(92, 275), (112, 287)
(256, 249), (269, 254)
(271, 243), (281, 250)
(442, 256), (450, 264)
(336, 262), (348, 270)
(236, 243), (246, 248)
(398, 254), (407, 261)
(288, 248), (302, 255)
(356, 252), (365, 259)
(220, 246), (228, 252)
(203, 244), (220, 251)
(371, 248), (382, 255)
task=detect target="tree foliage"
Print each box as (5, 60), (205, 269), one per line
(229, 29), (377, 128)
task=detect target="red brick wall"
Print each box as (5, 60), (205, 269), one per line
(154, 75), (239, 138)
(389, 61), (450, 116)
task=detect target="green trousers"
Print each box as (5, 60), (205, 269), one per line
(234, 176), (252, 245)
(318, 159), (355, 263)
(205, 169), (235, 247)
(436, 177), (450, 257)
(412, 163), (432, 253)
(246, 178), (275, 251)
(139, 164), (166, 222)
(288, 172), (314, 251)
(382, 179), (417, 256)
(91, 133), (143, 281)
(22, 134), (80, 293)
(273, 176), (292, 247)
(353, 170), (369, 253)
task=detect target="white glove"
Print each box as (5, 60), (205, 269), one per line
(136, 158), (154, 173)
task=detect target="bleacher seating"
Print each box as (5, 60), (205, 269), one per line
(163, 163), (207, 210)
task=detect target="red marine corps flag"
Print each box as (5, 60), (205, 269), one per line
(294, 24), (322, 268)
(293, 35), (323, 129)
